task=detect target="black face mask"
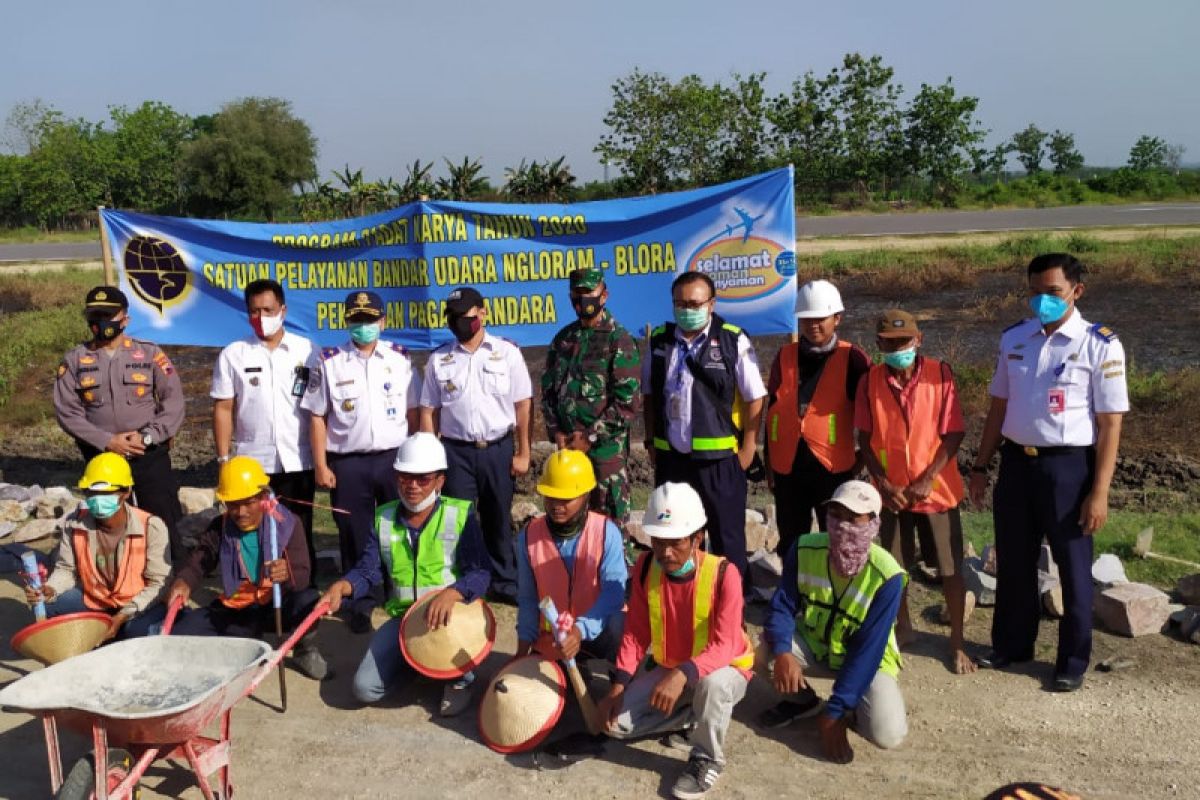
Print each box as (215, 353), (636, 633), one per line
(547, 504), (589, 539)
(89, 317), (125, 342)
(572, 296), (604, 320)
(448, 314), (481, 342)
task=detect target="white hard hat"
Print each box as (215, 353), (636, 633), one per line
(828, 480), (882, 516)
(796, 279), (844, 318)
(642, 482), (707, 540)
(393, 432), (448, 473)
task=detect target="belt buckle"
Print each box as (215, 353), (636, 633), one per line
(473, 439), (488, 450)
(1023, 445), (1038, 457)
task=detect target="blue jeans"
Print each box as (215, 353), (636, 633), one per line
(352, 616), (474, 704)
(46, 587), (167, 638)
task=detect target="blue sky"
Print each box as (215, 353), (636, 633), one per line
(5, 0), (1197, 183)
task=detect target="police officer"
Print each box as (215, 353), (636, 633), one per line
(419, 287), (532, 603)
(969, 253), (1128, 692)
(541, 267), (641, 530)
(301, 290), (421, 631)
(212, 279), (317, 583)
(54, 286), (186, 564)
(643, 271), (766, 585)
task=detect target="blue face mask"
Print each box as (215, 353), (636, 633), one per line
(666, 557), (696, 578)
(882, 347), (917, 370)
(349, 322), (381, 345)
(86, 494), (122, 519)
(1029, 293), (1070, 326)
(673, 307), (710, 332)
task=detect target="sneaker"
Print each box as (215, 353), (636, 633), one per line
(672, 756), (722, 800)
(290, 644), (333, 681)
(439, 677), (474, 717)
(660, 723), (696, 753)
(757, 688), (822, 729)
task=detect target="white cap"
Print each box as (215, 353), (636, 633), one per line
(828, 480), (882, 516)
(393, 432), (448, 473)
(796, 279), (844, 318)
(642, 482), (707, 540)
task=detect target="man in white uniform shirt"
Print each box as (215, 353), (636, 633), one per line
(212, 279), (317, 582)
(302, 290), (421, 631)
(419, 287), (532, 602)
(969, 253), (1128, 692)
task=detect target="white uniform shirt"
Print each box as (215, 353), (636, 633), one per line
(640, 320), (768, 453)
(300, 340), (421, 454)
(211, 331), (315, 473)
(988, 310), (1129, 447)
(419, 331), (533, 441)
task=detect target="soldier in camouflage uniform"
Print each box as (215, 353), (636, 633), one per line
(541, 268), (641, 532)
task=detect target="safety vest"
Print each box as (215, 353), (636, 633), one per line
(527, 511), (607, 656)
(866, 358), (964, 512)
(645, 551), (755, 671)
(649, 315), (743, 459)
(794, 532), (905, 678)
(767, 340), (856, 474)
(377, 496), (471, 617)
(71, 507), (151, 611)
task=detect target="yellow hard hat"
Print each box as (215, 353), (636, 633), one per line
(77, 452), (133, 491)
(536, 449), (596, 499)
(216, 456), (270, 502)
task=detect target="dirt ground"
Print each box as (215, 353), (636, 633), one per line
(1, 569), (1197, 800)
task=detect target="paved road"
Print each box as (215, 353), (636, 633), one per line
(3, 202), (1200, 261)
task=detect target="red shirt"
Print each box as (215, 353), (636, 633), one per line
(616, 554), (751, 684)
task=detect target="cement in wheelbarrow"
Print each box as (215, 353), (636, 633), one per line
(0, 635), (271, 745)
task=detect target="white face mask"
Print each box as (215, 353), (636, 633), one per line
(400, 490), (439, 514)
(252, 312), (284, 339)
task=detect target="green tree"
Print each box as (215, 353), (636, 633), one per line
(972, 142), (1012, 183)
(178, 97), (317, 220)
(833, 53), (904, 201)
(595, 69), (678, 194)
(1010, 124), (1048, 174)
(1047, 129), (1084, 174)
(21, 114), (114, 228)
(903, 79), (985, 200)
(716, 73), (769, 182)
(107, 101), (192, 212)
(436, 157), (488, 200)
(768, 69), (842, 198)
(2, 99), (57, 154)
(1127, 135), (1168, 171)
(395, 159), (436, 202)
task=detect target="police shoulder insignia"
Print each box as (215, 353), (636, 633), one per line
(497, 335), (520, 348)
(153, 352), (175, 375)
(321, 346), (340, 361)
(1090, 323), (1117, 342)
(1001, 319), (1026, 334)
(389, 342), (408, 356)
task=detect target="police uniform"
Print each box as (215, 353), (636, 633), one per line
(541, 267), (641, 528)
(300, 292), (421, 619)
(212, 329), (317, 578)
(53, 287), (186, 563)
(987, 310), (1128, 679)
(642, 313), (767, 582)
(420, 289), (533, 601)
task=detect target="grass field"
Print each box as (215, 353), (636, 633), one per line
(0, 227), (98, 244)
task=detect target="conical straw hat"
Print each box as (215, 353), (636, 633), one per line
(11, 612), (113, 666)
(400, 593), (496, 679)
(478, 656), (565, 753)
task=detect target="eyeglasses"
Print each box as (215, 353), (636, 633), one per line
(397, 473), (437, 486)
(672, 298), (713, 310)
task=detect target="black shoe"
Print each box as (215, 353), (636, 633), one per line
(976, 651), (1030, 670)
(1052, 673), (1085, 692)
(757, 689), (823, 729)
(672, 756), (722, 800)
(349, 611), (373, 634)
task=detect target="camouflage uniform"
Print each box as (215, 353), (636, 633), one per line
(541, 269), (641, 529)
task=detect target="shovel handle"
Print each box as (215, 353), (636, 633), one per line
(248, 599), (330, 694)
(160, 595), (184, 635)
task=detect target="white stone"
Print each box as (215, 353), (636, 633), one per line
(178, 508), (220, 549)
(13, 518), (60, 543)
(0, 500), (28, 523)
(962, 556), (997, 606)
(626, 509), (649, 548)
(1038, 544), (1060, 581)
(0, 484), (32, 502)
(1042, 585), (1065, 618)
(1091, 554), (1128, 586)
(0, 521), (16, 540)
(745, 521), (778, 554)
(509, 501), (541, 532)
(177, 487), (216, 516)
(745, 508), (765, 527)
(1094, 582), (1171, 637)
(765, 504), (777, 531)
(35, 487), (78, 520)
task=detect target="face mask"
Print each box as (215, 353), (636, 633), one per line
(349, 321), (381, 345)
(673, 306), (710, 331)
(572, 296), (604, 320)
(882, 347), (917, 370)
(448, 314), (482, 342)
(826, 514), (881, 577)
(86, 494), (122, 519)
(547, 504), (589, 539)
(251, 312), (284, 340)
(400, 490), (439, 514)
(666, 556), (696, 578)
(89, 317), (124, 342)
(1029, 293), (1070, 326)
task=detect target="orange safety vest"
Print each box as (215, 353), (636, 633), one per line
(866, 358), (964, 512)
(767, 341), (856, 474)
(645, 551), (754, 671)
(219, 538), (280, 610)
(526, 511), (607, 657)
(71, 507), (151, 611)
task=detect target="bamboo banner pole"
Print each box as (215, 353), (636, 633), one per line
(97, 206), (116, 286)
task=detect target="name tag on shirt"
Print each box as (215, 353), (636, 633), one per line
(1048, 388), (1065, 414)
(244, 367), (263, 373)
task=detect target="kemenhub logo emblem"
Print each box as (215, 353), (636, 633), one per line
(686, 208), (787, 302)
(124, 235), (191, 315)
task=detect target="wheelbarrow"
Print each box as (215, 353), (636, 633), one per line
(0, 598), (328, 799)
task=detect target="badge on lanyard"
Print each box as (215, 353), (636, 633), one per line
(668, 396), (683, 420)
(1048, 388), (1065, 414)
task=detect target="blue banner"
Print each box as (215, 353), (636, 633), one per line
(100, 168), (797, 349)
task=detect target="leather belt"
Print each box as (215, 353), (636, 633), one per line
(442, 431), (513, 450)
(1002, 440), (1089, 458)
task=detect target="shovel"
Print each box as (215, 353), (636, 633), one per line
(1133, 527), (1200, 569)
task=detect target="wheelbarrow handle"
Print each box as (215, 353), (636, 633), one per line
(160, 595), (185, 636)
(247, 599), (330, 694)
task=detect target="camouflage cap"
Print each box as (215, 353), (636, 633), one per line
(569, 267), (604, 292)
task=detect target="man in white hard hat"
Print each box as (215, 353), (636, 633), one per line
(322, 432), (491, 715)
(758, 480), (908, 763)
(600, 482), (754, 800)
(764, 279), (871, 558)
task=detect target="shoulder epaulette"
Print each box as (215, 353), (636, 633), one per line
(497, 336), (520, 348)
(1001, 319), (1026, 334)
(320, 346), (340, 360)
(650, 324), (667, 338)
(721, 322), (742, 335)
(388, 342), (408, 356)
(1090, 323), (1117, 342)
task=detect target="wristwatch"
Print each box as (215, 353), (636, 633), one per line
(142, 432), (154, 447)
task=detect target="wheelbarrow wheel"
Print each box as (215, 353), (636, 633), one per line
(56, 748), (140, 800)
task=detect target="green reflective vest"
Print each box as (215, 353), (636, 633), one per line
(376, 496), (471, 617)
(794, 532), (906, 678)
